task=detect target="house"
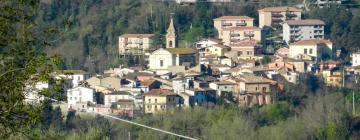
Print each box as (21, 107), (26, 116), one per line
(322, 70), (343, 87)
(148, 48), (197, 73)
(180, 88), (216, 107)
(209, 81), (236, 96)
(220, 26), (262, 46)
(24, 81), (49, 103)
(101, 76), (122, 91)
(228, 74), (276, 106)
(118, 34), (155, 55)
(113, 99), (135, 118)
(283, 19), (325, 44)
(144, 89), (181, 114)
(196, 38), (223, 57)
(213, 16), (254, 38)
(67, 86), (95, 106)
(205, 44), (230, 56)
(258, 6), (302, 28)
(275, 47), (290, 57)
(103, 91), (133, 106)
(351, 52), (360, 67)
(289, 39), (333, 61)
(103, 66), (135, 77)
(139, 79), (161, 93)
(229, 39), (260, 60)
(54, 70), (91, 88)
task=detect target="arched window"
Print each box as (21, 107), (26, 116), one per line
(169, 41), (173, 48)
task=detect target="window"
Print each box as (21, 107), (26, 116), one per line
(169, 41), (173, 48)
(262, 87), (267, 92)
(304, 49), (307, 54)
(70, 97), (72, 100)
(255, 87), (258, 91)
(155, 105), (158, 111)
(237, 51), (242, 56)
(148, 99), (151, 103)
(160, 60), (164, 67)
(224, 86), (227, 89)
(215, 49), (218, 51)
(309, 49), (313, 54)
(247, 51), (250, 55)
(155, 98), (157, 103)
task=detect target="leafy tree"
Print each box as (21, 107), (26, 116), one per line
(0, 0), (60, 138)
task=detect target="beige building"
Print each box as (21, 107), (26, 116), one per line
(289, 39), (333, 61)
(213, 16), (254, 37)
(148, 48), (197, 72)
(258, 6), (302, 28)
(144, 89), (180, 114)
(118, 34), (155, 54)
(221, 26), (262, 46)
(205, 44), (230, 56)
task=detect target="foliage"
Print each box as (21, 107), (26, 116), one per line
(0, 0), (60, 138)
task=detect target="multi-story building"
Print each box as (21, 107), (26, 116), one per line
(229, 39), (260, 60)
(221, 26), (262, 46)
(315, 0), (348, 8)
(289, 39), (333, 61)
(67, 86), (95, 106)
(283, 19), (325, 44)
(104, 91), (133, 106)
(213, 16), (254, 37)
(351, 52), (360, 67)
(258, 6), (302, 28)
(205, 44), (230, 56)
(118, 34), (155, 55)
(54, 70), (91, 88)
(227, 74), (276, 107)
(144, 89), (180, 114)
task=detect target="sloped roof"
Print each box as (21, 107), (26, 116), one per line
(259, 6), (302, 12)
(120, 34), (155, 38)
(286, 19), (325, 26)
(144, 89), (175, 96)
(214, 16), (254, 20)
(166, 48), (196, 54)
(140, 79), (158, 86)
(236, 74), (276, 84)
(55, 70), (88, 75)
(290, 39), (332, 46)
(213, 44), (230, 49)
(212, 81), (236, 85)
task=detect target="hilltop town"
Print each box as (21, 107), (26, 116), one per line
(25, 5), (360, 117)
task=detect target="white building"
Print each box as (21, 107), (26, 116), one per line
(24, 81), (49, 103)
(209, 81), (236, 96)
(289, 40), (333, 61)
(352, 52), (360, 67)
(104, 91), (133, 106)
(67, 86), (95, 106)
(55, 70), (91, 88)
(283, 19), (325, 44)
(315, 0), (348, 8)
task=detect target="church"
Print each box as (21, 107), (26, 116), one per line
(148, 15), (198, 74)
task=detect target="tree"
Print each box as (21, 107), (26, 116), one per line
(0, 0), (59, 138)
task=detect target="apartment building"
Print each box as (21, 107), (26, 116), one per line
(315, 0), (347, 8)
(229, 39), (260, 60)
(289, 39), (333, 61)
(283, 19), (325, 44)
(258, 6), (302, 28)
(213, 16), (254, 37)
(220, 26), (262, 46)
(118, 34), (155, 54)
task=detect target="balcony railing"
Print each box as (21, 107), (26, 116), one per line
(272, 13), (283, 17)
(272, 19), (283, 22)
(222, 23), (232, 26)
(286, 13), (297, 17)
(230, 39), (240, 42)
(230, 33), (240, 37)
(244, 33), (254, 37)
(236, 22), (247, 26)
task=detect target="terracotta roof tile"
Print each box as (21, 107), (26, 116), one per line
(286, 19), (325, 26)
(214, 16), (254, 20)
(144, 89), (175, 96)
(259, 6), (302, 12)
(166, 48), (196, 54)
(120, 34), (155, 38)
(290, 39), (332, 46)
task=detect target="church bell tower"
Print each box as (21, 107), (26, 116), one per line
(166, 13), (176, 48)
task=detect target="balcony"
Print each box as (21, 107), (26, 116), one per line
(222, 23), (232, 27)
(244, 33), (254, 37)
(272, 19), (283, 22)
(272, 13), (283, 17)
(290, 27), (300, 31)
(230, 33), (240, 37)
(286, 13), (297, 18)
(236, 22), (247, 26)
(230, 39), (240, 42)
